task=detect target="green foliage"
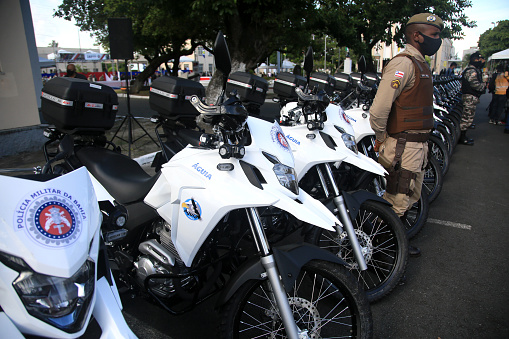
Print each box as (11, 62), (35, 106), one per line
(54, 0), (476, 89)
(316, 0), (476, 71)
(478, 20), (509, 58)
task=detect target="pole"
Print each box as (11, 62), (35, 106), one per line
(324, 36), (327, 71)
(277, 51), (281, 74)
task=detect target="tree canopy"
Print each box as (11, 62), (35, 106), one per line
(478, 20), (509, 58)
(54, 0), (475, 92)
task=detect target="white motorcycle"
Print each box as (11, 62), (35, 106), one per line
(0, 138), (136, 338)
(41, 32), (373, 338)
(276, 84), (408, 302)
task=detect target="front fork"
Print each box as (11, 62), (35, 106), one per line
(317, 163), (368, 271)
(246, 207), (302, 339)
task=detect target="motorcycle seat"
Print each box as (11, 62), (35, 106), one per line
(75, 147), (160, 204)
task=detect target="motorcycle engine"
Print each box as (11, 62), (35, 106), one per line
(134, 221), (192, 298)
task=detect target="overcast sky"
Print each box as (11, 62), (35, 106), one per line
(30, 0), (509, 59)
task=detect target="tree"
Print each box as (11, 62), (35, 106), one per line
(478, 20), (509, 58)
(316, 0), (476, 71)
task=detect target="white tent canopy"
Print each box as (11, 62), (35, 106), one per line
(488, 48), (509, 61)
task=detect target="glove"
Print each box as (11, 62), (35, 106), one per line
(374, 139), (383, 152)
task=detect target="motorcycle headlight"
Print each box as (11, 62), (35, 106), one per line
(0, 251), (95, 333)
(273, 163), (299, 195)
(341, 133), (358, 155)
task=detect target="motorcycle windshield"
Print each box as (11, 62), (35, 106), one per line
(246, 117), (295, 168)
(0, 167), (101, 278)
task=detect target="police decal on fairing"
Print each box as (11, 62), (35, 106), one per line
(270, 123), (291, 152)
(182, 198), (202, 220)
(13, 188), (84, 248)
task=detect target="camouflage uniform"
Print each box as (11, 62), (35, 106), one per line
(461, 66), (485, 131)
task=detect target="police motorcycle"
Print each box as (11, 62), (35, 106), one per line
(250, 48), (408, 303)
(0, 139), (136, 338)
(40, 32), (373, 338)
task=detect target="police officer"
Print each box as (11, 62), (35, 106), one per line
(460, 51), (486, 145)
(370, 13), (443, 257)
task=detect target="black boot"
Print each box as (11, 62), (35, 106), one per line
(459, 131), (474, 145)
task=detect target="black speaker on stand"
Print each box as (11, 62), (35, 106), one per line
(108, 18), (157, 158)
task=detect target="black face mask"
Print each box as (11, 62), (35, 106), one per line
(418, 32), (442, 56)
(67, 70), (75, 76)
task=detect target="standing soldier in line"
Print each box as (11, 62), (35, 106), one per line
(370, 13), (443, 257)
(459, 52), (486, 145)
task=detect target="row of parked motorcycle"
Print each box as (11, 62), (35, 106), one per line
(0, 31), (463, 338)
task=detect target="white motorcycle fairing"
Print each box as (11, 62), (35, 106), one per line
(342, 106), (376, 145)
(145, 117), (340, 268)
(281, 102), (386, 178)
(0, 168), (136, 338)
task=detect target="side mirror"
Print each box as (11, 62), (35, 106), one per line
(303, 46), (313, 76)
(214, 31), (231, 77)
(358, 55), (367, 74)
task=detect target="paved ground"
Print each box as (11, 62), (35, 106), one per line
(1, 93), (508, 338)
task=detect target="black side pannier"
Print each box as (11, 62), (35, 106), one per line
(41, 77), (119, 133)
(149, 76), (206, 120)
(333, 72), (352, 91)
(350, 72), (364, 87)
(274, 72), (307, 99)
(364, 72), (380, 87)
(309, 72), (336, 95)
(226, 72), (269, 105)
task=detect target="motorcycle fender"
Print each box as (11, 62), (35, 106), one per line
(342, 189), (391, 221)
(216, 243), (347, 307)
(93, 277), (138, 339)
(0, 313), (24, 339)
(342, 151), (387, 176)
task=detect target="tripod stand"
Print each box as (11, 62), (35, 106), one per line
(110, 59), (159, 158)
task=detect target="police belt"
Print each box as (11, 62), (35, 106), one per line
(389, 132), (429, 142)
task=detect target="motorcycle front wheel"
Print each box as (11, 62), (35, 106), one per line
(219, 260), (373, 339)
(305, 200), (408, 303)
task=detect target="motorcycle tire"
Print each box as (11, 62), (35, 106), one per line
(422, 156), (443, 204)
(436, 125), (454, 158)
(402, 190), (429, 239)
(442, 117), (460, 145)
(428, 135), (450, 176)
(219, 260), (373, 339)
(304, 200), (408, 303)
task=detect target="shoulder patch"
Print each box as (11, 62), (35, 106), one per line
(391, 79), (401, 89)
(394, 71), (404, 78)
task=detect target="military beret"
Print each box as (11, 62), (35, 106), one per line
(470, 51), (483, 61)
(406, 13), (444, 31)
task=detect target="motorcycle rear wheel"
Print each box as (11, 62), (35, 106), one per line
(402, 190), (430, 239)
(423, 156), (443, 204)
(305, 200), (408, 303)
(219, 260), (373, 339)
(428, 135), (450, 176)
